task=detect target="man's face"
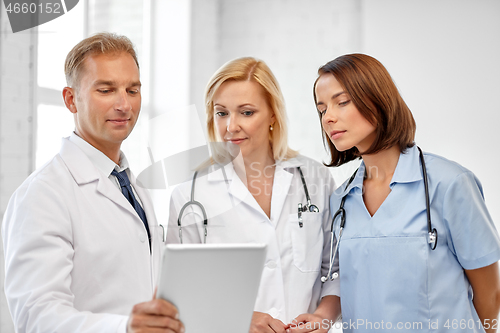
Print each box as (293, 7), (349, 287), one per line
(71, 52), (141, 154)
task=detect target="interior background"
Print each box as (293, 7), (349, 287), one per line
(1, 1), (499, 331)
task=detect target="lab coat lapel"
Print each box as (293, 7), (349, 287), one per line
(130, 172), (157, 227)
(228, 168), (268, 219)
(95, 179), (142, 220)
(130, 171), (160, 283)
(59, 138), (144, 222)
(208, 163), (269, 220)
(269, 163), (295, 226)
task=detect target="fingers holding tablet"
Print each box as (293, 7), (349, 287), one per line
(127, 298), (184, 333)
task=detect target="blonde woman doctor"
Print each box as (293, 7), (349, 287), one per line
(167, 57), (339, 332)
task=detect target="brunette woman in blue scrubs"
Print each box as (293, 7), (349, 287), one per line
(306, 54), (500, 333)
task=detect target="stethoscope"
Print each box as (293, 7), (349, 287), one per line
(321, 147), (438, 282)
(177, 165), (319, 243)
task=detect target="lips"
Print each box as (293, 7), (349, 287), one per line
(227, 138), (247, 144)
(107, 118), (130, 125)
(330, 130), (346, 140)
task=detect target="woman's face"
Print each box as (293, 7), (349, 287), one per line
(213, 80), (275, 161)
(315, 73), (376, 153)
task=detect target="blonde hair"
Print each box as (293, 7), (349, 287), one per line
(64, 32), (139, 89)
(205, 57), (297, 162)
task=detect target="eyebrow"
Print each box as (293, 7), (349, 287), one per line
(331, 91), (346, 100)
(238, 103), (256, 108)
(316, 91), (347, 105)
(213, 103), (256, 108)
(93, 80), (142, 87)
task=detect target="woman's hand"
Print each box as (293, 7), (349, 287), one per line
(287, 313), (330, 332)
(287, 295), (340, 333)
(250, 311), (287, 333)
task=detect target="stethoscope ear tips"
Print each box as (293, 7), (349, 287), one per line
(320, 272), (339, 283)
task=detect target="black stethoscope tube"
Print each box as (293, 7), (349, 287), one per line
(418, 147), (438, 250)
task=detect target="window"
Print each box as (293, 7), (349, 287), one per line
(36, 1), (85, 167)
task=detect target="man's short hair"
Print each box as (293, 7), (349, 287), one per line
(64, 32), (139, 89)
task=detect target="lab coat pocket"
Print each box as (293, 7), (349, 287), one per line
(289, 212), (323, 272)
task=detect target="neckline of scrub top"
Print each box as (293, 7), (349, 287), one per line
(338, 145), (424, 197)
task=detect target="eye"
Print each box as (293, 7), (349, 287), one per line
(318, 109), (327, 117)
(128, 89), (140, 95)
(215, 111), (228, 117)
(98, 89), (111, 94)
(339, 100), (351, 107)
(242, 110), (254, 116)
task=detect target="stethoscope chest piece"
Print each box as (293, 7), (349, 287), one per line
(429, 228), (438, 250)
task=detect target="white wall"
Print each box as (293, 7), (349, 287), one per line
(187, 0), (500, 228)
(361, 0), (500, 227)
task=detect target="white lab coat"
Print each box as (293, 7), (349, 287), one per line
(2, 137), (164, 333)
(167, 155), (335, 324)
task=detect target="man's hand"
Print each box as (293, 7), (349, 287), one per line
(250, 311), (287, 333)
(127, 297), (184, 333)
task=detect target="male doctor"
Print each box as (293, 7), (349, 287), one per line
(2, 33), (184, 333)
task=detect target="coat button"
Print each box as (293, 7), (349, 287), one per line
(139, 233), (146, 242)
(269, 307), (279, 318)
(267, 260), (277, 269)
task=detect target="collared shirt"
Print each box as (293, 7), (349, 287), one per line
(167, 155), (336, 323)
(69, 132), (143, 207)
(322, 145), (500, 332)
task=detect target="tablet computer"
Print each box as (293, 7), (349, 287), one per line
(156, 243), (267, 333)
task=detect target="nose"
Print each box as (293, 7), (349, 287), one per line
(321, 105), (338, 126)
(226, 113), (240, 133)
(114, 90), (133, 112)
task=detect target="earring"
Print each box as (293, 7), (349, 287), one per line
(270, 124), (274, 131)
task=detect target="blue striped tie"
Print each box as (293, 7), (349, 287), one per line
(111, 169), (151, 249)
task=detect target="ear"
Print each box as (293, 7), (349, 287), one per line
(62, 87), (78, 114)
(270, 113), (276, 126)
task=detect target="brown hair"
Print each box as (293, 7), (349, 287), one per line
(205, 57), (297, 161)
(314, 53), (416, 167)
(64, 32), (139, 89)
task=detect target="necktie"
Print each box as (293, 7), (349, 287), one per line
(111, 169), (151, 248)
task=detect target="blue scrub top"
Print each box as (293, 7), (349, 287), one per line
(322, 145), (500, 332)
